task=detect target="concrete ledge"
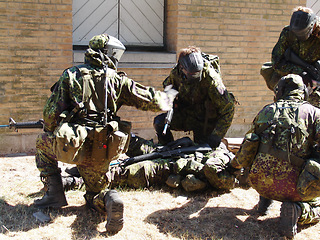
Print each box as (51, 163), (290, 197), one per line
(0, 132), (39, 155)
(74, 50), (177, 68)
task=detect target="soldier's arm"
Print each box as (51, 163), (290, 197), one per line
(207, 72), (235, 139)
(271, 27), (305, 76)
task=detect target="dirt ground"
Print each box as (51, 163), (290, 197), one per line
(0, 154), (319, 240)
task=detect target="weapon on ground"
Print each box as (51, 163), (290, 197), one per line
(119, 143), (212, 168)
(0, 118), (44, 131)
(162, 108), (173, 135)
(284, 48), (320, 82)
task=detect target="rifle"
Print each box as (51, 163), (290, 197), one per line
(284, 48), (320, 82)
(119, 143), (212, 168)
(0, 118), (44, 131)
(162, 108), (173, 135)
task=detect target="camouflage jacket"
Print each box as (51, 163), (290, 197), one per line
(272, 21), (320, 77)
(241, 92), (320, 201)
(163, 59), (235, 139)
(43, 49), (168, 132)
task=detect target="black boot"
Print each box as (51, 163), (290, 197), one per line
(34, 173), (68, 208)
(105, 190), (124, 233)
(280, 202), (302, 238)
(257, 195), (273, 215)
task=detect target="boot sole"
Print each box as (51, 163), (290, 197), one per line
(106, 198), (124, 233)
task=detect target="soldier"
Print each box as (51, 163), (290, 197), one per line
(229, 74), (320, 238)
(153, 46), (235, 149)
(109, 135), (238, 192)
(262, 6), (320, 107)
(34, 34), (175, 233)
(64, 135), (239, 193)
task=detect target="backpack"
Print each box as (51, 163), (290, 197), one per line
(202, 53), (221, 74)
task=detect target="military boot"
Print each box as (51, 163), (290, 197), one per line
(104, 190), (124, 233)
(257, 195), (273, 215)
(279, 202), (302, 238)
(34, 173), (68, 208)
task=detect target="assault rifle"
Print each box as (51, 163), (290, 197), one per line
(284, 48), (320, 82)
(0, 118), (44, 131)
(119, 143), (212, 168)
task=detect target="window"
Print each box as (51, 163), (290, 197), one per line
(73, 0), (165, 49)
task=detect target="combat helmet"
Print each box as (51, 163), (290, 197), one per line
(89, 34), (126, 66)
(290, 10), (316, 41)
(274, 74), (308, 101)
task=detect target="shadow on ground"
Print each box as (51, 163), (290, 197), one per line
(145, 195), (284, 240)
(0, 197), (118, 239)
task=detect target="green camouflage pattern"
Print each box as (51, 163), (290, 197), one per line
(272, 23), (320, 77)
(88, 34), (109, 50)
(163, 59), (235, 139)
(43, 50), (167, 132)
(233, 78), (320, 225)
(36, 43), (171, 213)
(109, 136), (237, 192)
(269, 23), (320, 107)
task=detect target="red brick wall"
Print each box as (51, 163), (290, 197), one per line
(0, 0), (308, 153)
(165, 0), (306, 136)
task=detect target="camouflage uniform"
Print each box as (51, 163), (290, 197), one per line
(154, 54), (235, 146)
(267, 18), (320, 107)
(109, 135), (237, 192)
(36, 37), (170, 213)
(231, 74), (320, 226)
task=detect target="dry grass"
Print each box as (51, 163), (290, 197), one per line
(0, 155), (319, 240)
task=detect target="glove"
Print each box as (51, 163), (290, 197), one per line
(207, 134), (221, 149)
(160, 85), (179, 112)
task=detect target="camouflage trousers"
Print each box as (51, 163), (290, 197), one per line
(36, 132), (109, 214)
(249, 153), (320, 225)
(298, 198), (320, 225)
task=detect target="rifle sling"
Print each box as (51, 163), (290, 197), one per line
(258, 142), (305, 168)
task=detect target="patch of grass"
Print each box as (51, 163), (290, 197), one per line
(0, 156), (319, 240)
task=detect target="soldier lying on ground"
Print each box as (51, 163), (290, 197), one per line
(63, 135), (242, 193)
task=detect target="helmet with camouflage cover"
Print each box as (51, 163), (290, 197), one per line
(89, 34), (126, 65)
(274, 74), (308, 101)
(290, 7), (316, 41)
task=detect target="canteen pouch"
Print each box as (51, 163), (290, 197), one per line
(53, 122), (88, 164)
(107, 120), (131, 161)
(260, 62), (274, 83)
(297, 159), (320, 200)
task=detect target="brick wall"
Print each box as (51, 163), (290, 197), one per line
(0, 0), (73, 154)
(0, 0), (308, 154)
(165, 0), (306, 137)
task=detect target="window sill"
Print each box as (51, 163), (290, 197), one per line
(73, 50), (177, 69)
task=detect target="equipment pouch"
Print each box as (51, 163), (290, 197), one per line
(107, 120), (131, 161)
(231, 132), (260, 168)
(297, 159), (320, 200)
(53, 122), (87, 164)
(260, 62), (275, 87)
